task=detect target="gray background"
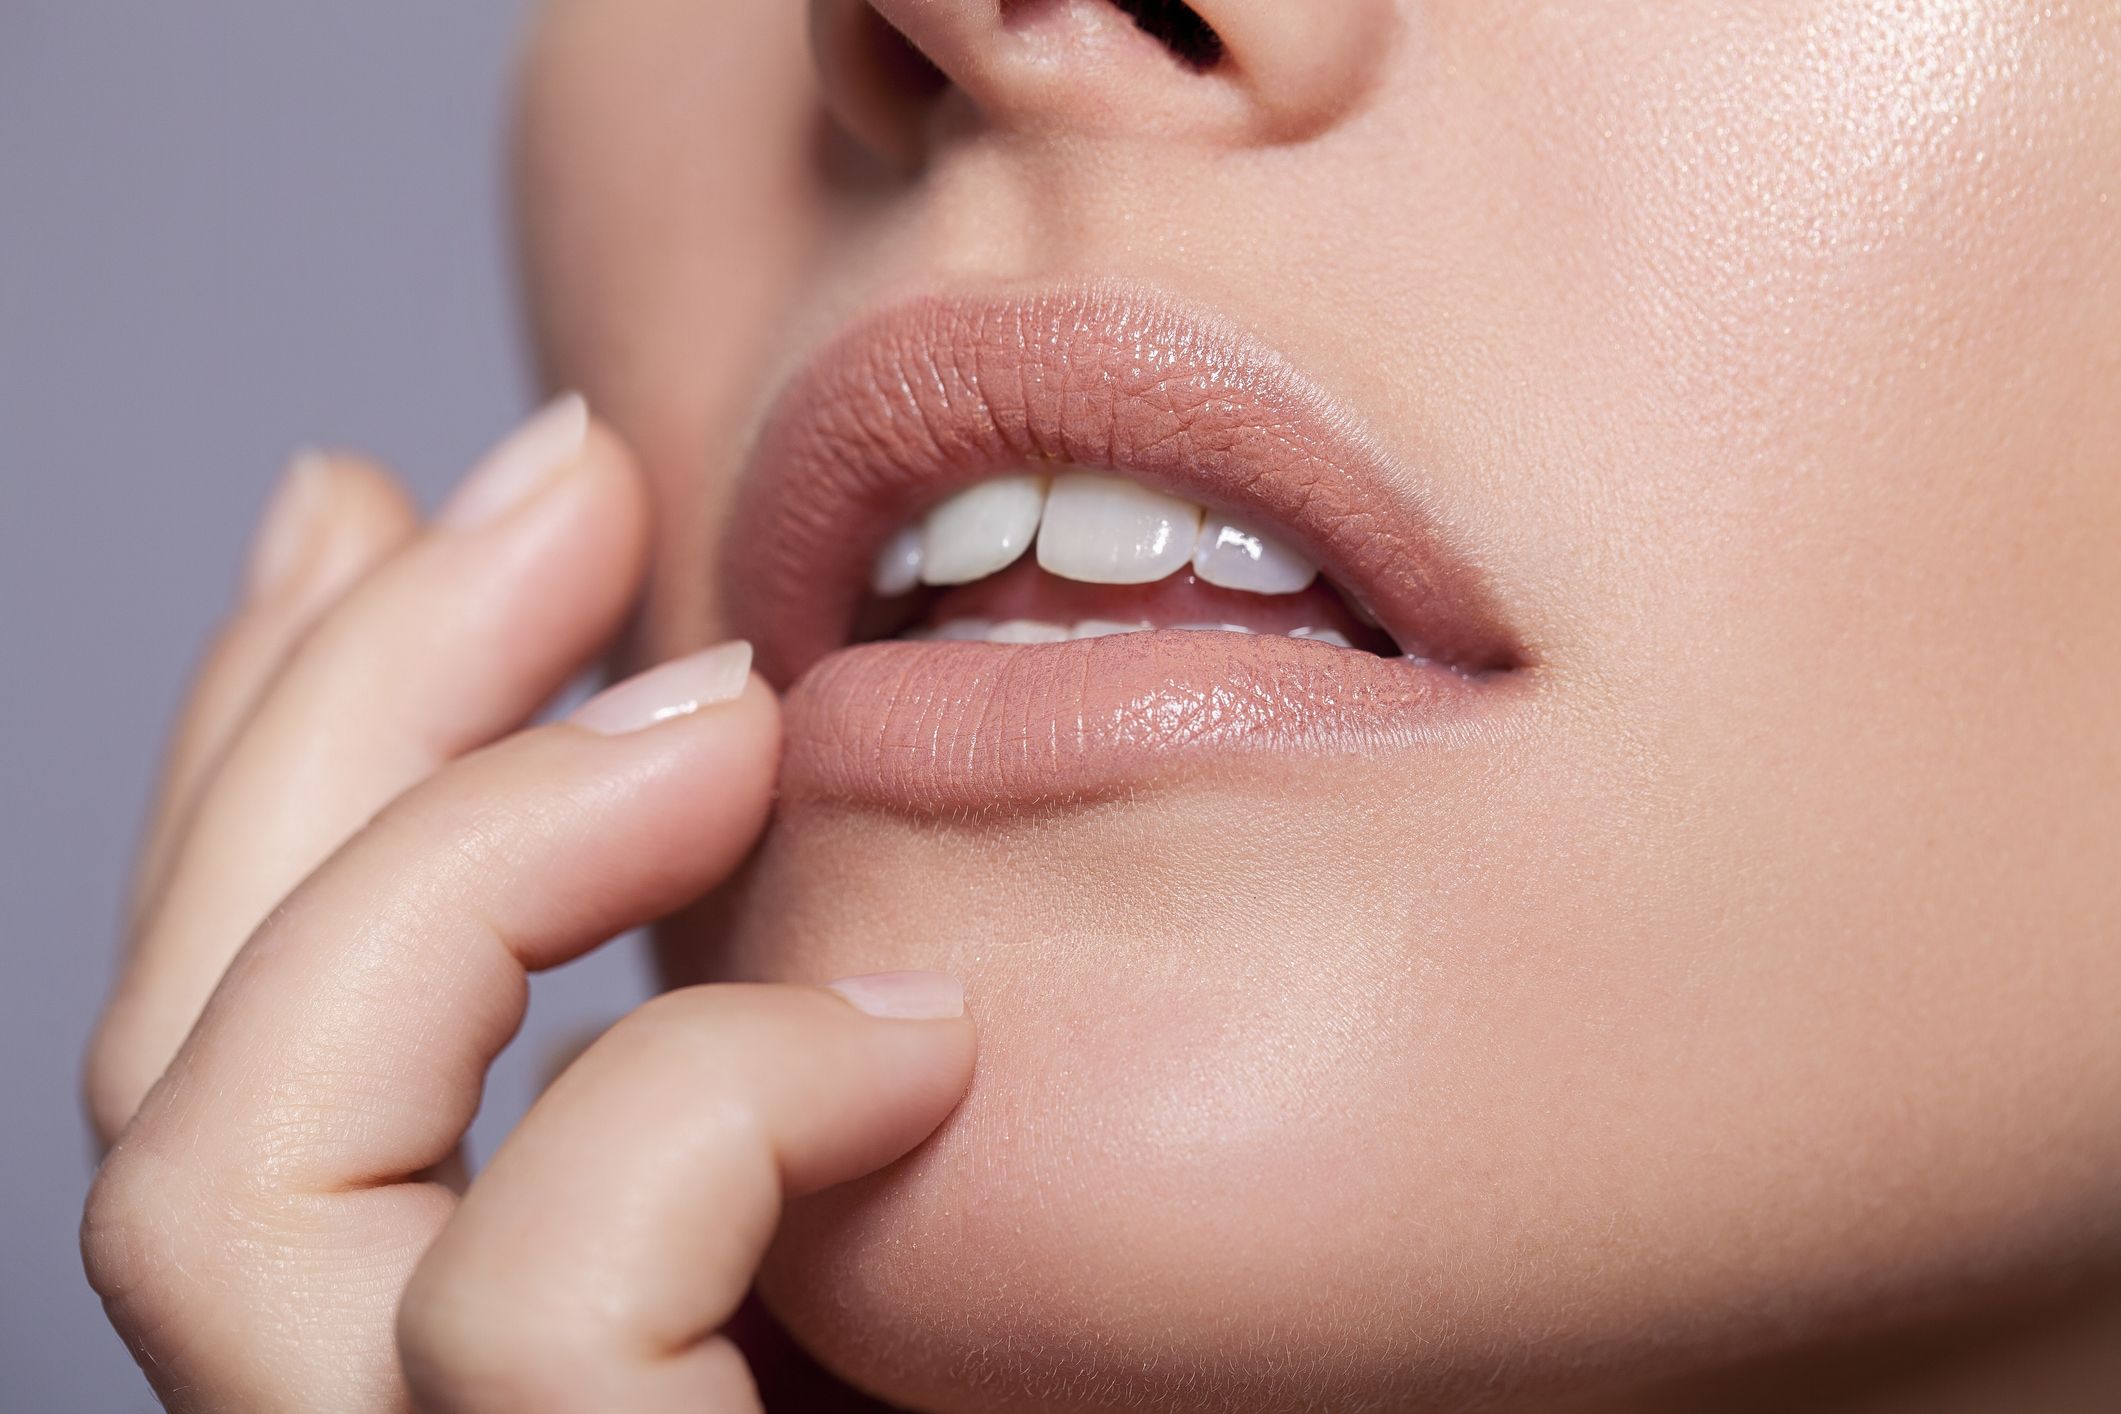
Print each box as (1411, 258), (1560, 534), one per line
(1, 6), (656, 1407)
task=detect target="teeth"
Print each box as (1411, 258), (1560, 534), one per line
(920, 475), (1047, 586)
(1070, 620), (1151, 639)
(1038, 471), (1203, 585)
(987, 619), (1072, 644)
(919, 618), (1126, 643)
(884, 470), (1378, 649)
(870, 525), (925, 596)
(1191, 515), (1318, 595)
(910, 618), (1355, 647)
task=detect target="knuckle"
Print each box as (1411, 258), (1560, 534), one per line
(80, 1145), (210, 1331)
(400, 1278), (761, 1412)
(82, 1148), (160, 1295)
(83, 1137), (310, 1346)
(365, 744), (561, 885)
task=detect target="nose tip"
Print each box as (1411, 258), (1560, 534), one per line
(812, 0), (1396, 163)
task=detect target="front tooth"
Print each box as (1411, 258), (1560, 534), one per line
(1289, 627), (1353, 648)
(871, 525), (924, 596)
(1191, 515), (1318, 594)
(985, 620), (1071, 644)
(920, 475), (1047, 585)
(1173, 622), (1256, 634)
(1071, 619), (1151, 639)
(1038, 471), (1203, 585)
(931, 618), (993, 640)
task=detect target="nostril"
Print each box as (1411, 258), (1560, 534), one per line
(855, 5), (949, 112)
(1112, 0), (1224, 71)
(815, 3), (951, 166)
(820, 0), (1249, 164)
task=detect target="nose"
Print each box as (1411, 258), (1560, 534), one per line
(811, 0), (1396, 163)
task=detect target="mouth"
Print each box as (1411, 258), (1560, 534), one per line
(724, 283), (1528, 809)
(855, 469), (1397, 653)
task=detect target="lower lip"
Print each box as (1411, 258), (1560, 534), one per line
(778, 633), (1500, 812)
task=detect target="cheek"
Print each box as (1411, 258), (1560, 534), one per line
(515, 0), (835, 658)
(1490, 2), (2121, 680)
(1484, 0), (2121, 1184)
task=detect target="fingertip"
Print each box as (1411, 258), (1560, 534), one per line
(318, 451), (422, 534)
(434, 397), (650, 574)
(310, 454), (423, 580)
(787, 981), (980, 1196)
(574, 644), (784, 791)
(570, 641), (757, 735)
(424, 661), (782, 972)
(482, 402), (654, 633)
(825, 971), (966, 1021)
(680, 982), (976, 1199)
(242, 449), (418, 607)
(662, 668), (784, 868)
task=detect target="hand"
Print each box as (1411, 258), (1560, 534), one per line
(81, 401), (978, 1411)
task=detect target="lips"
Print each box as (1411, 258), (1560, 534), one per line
(724, 284), (1526, 809)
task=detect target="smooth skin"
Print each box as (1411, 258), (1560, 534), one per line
(81, 411), (974, 1410)
(519, 2), (2121, 1411)
(83, 1), (2121, 1412)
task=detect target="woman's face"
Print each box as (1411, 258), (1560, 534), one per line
(517, 3), (2121, 1409)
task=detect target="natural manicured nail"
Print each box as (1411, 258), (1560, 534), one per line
(825, 971), (966, 1021)
(245, 449), (335, 598)
(568, 641), (754, 735)
(437, 393), (589, 530)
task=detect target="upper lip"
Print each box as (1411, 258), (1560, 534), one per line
(725, 281), (1524, 685)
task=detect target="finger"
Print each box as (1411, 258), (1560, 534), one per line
(398, 977), (975, 1414)
(83, 646), (778, 1410)
(128, 452), (418, 931)
(89, 396), (650, 1143)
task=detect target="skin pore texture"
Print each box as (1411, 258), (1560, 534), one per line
(515, 3), (2121, 1411)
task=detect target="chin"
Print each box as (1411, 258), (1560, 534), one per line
(694, 783), (1547, 1413)
(662, 779), (2121, 1414)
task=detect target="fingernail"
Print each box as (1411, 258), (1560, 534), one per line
(568, 641), (754, 735)
(245, 450), (334, 598)
(437, 393), (589, 530)
(825, 971), (966, 1021)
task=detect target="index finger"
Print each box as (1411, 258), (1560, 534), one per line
(84, 648), (777, 1408)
